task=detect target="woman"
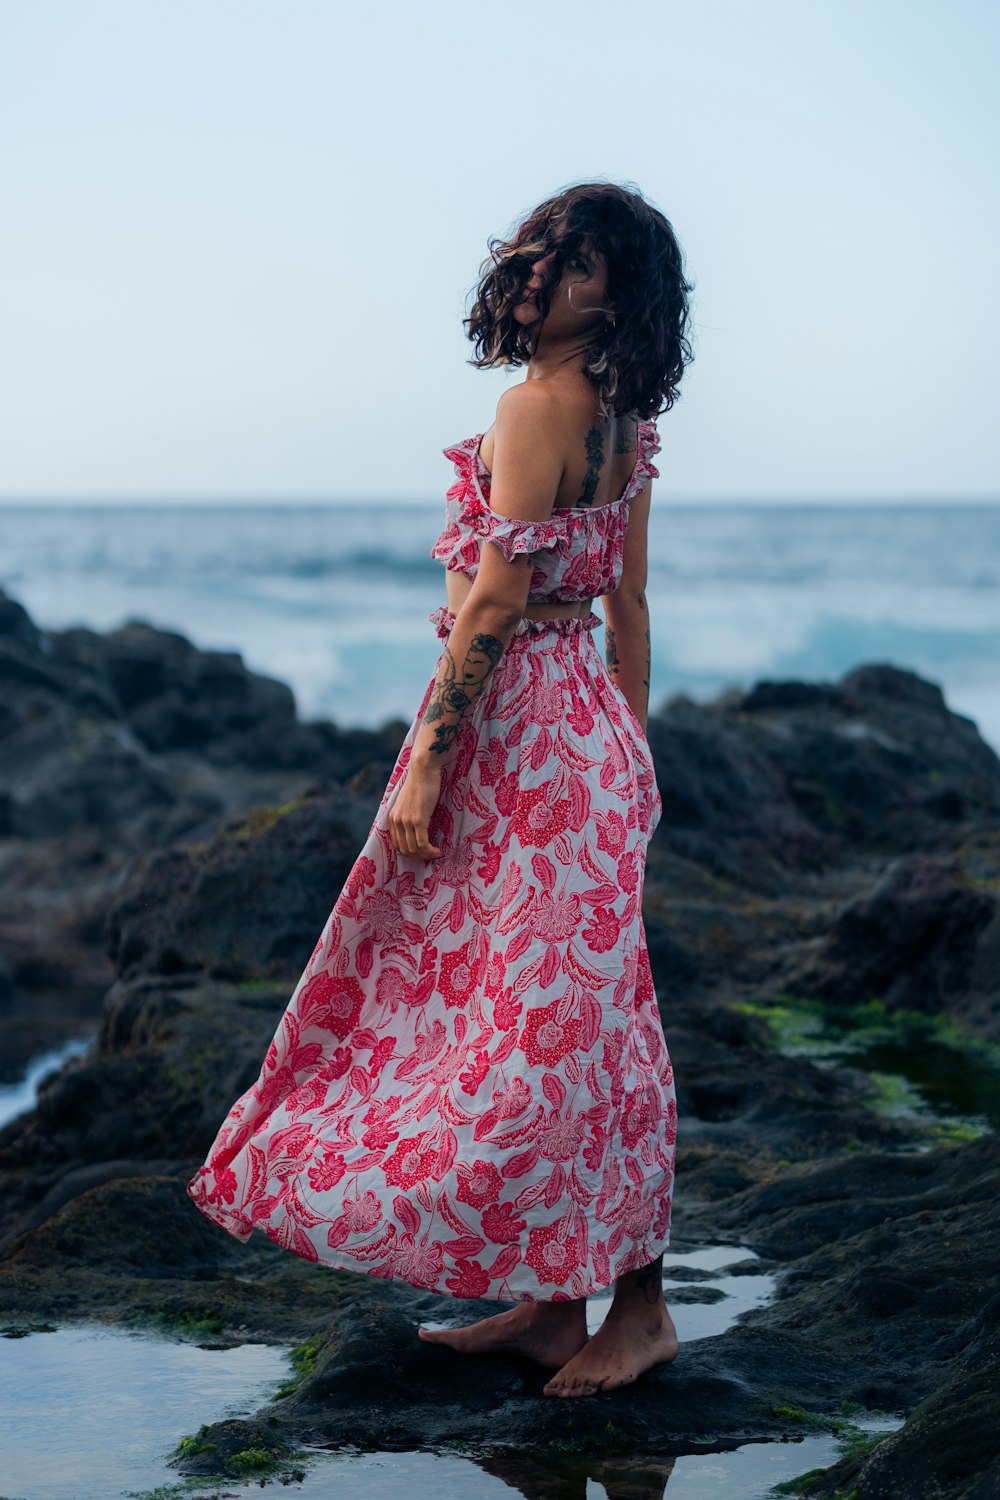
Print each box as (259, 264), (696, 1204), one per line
(187, 180), (695, 1399)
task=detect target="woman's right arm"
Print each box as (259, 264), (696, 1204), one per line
(601, 481), (652, 731)
(387, 381), (562, 859)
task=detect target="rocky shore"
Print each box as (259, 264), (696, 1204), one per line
(1, 583), (998, 1498)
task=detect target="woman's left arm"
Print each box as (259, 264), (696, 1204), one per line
(600, 480), (652, 731)
(388, 383), (562, 859)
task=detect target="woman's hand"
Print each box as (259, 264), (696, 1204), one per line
(388, 759), (444, 859)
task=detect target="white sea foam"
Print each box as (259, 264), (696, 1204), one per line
(2, 500), (998, 749)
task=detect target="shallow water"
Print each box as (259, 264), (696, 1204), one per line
(268, 1425), (901, 1500)
(0, 1315), (900, 1500)
(0, 1034), (95, 1131)
(824, 1021), (1000, 1133)
(740, 999), (1000, 1140)
(588, 1244), (776, 1339)
(0, 1246), (784, 1500)
(0, 1322), (290, 1500)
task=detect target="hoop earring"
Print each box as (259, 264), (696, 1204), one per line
(568, 285), (616, 321)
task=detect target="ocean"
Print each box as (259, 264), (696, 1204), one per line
(2, 501), (998, 754)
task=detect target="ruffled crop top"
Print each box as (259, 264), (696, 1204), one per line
(430, 419), (661, 603)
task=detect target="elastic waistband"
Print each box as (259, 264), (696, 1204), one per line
(429, 605), (602, 653)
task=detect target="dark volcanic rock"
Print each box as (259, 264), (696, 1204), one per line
(0, 585), (406, 1075)
(645, 697), (830, 891)
(781, 852), (1000, 1033)
(0, 583), (407, 833)
(2, 592), (1000, 1486)
(249, 1297), (861, 1455)
(104, 785), (378, 983)
(643, 662), (1000, 1024)
(167, 1416), (295, 1479)
(801, 1295), (1000, 1498)
(728, 662), (1000, 852)
(0, 972), (292, 1247)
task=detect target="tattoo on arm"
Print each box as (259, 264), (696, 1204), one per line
(605, 625), (620, 677)
(422, 632), (504, 754)
(605, 592), (651, 711)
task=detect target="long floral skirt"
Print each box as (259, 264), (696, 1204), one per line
(187, 605), (677, 1301)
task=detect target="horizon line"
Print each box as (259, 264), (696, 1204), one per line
(1, 494), (998, 509)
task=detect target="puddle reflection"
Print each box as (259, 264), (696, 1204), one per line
(0, 1267), (897, 1500)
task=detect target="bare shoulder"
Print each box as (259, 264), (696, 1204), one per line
(485, 383), (563, 520)
(494, 380), (562, 432)
(491, 382), (565, 491)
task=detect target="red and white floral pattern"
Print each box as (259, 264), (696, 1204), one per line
(430, 421), (661, 599)
(186, 426), (676, 1302)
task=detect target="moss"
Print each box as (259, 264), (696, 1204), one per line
(163, 1056), (211, 1098)
(124, 1488), (208, 1500)
(769, 1405), (899, 1496)
(126, 1307), (226, 1338)
(730, 993), (1000, 1139)
(540, 1413), (632, 1456)
(754, 993), (1000, 1075)
(439, 1435), (475, 1452)
(770, 1467), (827, 1494)
(227, 1447), (277, 1475)
(219, 799), (301, 843)
(182, 796), (303, 857)
(272, 1331), (322, 1398)
(926, 1117), (986, 1146)
(864, 1069), (925, 1117)
(171, 1424), (217, 1457)
(835, 1427), (893, 1459)
(169, 1427), (302, 1482)
(772, 1403), (895, 1440)
(771, 1403), (846, 1431)
(731, 997), (830, 1053)
(819, 785), (846, 822)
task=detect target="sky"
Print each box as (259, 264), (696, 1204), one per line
(0, 0), (997, 504)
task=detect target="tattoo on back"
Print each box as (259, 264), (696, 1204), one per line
(577, 425), (605, 508)
(612, 414), (638, 454)
(422, 632), (504, 753)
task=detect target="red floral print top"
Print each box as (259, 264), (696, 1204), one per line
(431, 420), (661, 603)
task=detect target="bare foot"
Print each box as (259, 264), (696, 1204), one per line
(542, 1304), (679, 1397)
(418, 1301), (588, 1370)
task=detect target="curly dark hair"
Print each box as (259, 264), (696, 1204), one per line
(464, 179), (695, 422)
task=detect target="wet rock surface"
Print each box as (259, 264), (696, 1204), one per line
(2, 591), (1000, 1495)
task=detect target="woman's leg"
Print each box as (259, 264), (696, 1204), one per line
(542, 1254), (679, 1398)
(418, 1297), (589, 1370)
